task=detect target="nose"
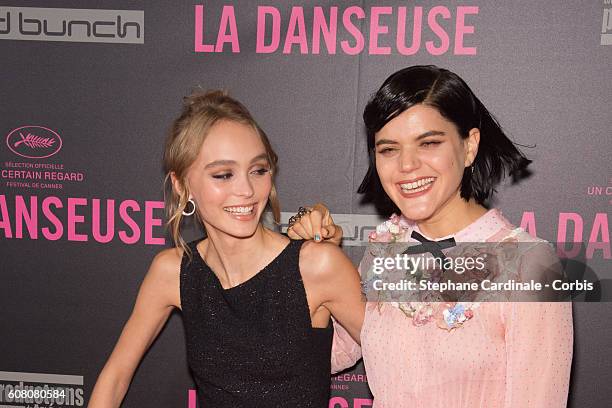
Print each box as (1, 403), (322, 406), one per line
(234, 173), (255, 198)
(399, 149), (421, 172)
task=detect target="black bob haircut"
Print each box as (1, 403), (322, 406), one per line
(358, 65), (531, 214)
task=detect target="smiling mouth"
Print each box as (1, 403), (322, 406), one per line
(399, 177), (436, 194)
(223, 204), (255, 215)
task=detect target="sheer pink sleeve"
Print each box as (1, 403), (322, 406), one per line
(503, 302), (573, 408)
(330, 317), (362, 374)
(330, 248), (367, 373)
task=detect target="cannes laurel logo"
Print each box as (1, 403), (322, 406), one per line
(6, 125), (63, 159)
(0, 6), (144, 44)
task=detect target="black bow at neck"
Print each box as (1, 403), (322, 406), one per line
(402, 230), (457, 265)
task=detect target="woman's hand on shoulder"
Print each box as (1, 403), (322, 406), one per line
(299, 241), (364, 343)
(287, 203), (343, 245)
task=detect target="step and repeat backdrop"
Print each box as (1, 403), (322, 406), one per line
(1, 1), (611, 407)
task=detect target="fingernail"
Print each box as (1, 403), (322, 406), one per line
(314, 233), (321, 241)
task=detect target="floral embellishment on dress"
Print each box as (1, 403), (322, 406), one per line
(368, 213), (411, 243)
(393, 301), (479, 331)
(439, 302), (480, 331)
(369, 214), (480, 331)
(398, 302), (434, 326)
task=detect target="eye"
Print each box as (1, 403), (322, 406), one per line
(376, 147), (398, 155)
(212, 172), (233, 180)
(421, 140), (441, 148)
(251, 167), (270, 176)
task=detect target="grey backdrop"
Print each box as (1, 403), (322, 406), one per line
(1, 1), (610, 407)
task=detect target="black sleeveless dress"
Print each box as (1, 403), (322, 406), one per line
(180, 238), (334, 408)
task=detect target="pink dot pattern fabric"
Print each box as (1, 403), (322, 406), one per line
(334, 209), (574, 408)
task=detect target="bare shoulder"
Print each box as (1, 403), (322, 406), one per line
(142, 247), (183, 308)
(299, 240), (352, 280)
(153, 246), (183, 268)
(150, 247), (183, 278)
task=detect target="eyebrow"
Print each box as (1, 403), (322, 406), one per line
(375, 130), (446, 146)
(204, 153), (269, 169)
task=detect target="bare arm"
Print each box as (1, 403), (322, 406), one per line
(300, 241), (364, 343)
(88, 248), (182, 408)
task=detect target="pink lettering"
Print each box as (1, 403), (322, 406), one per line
(256, 6), (281, 53)
(397, 6), (423, 55)
(194, 5), (215, 52)
(341, 6), (365, 55)
(369, 7), (392, 55)
(519, 211), (537, 238)
(587, 213), (611, 259)
(67, 197), (88, 242)
(0, 195), (13, 238)
(329, 397), (349, 408)
(284, 7), (308, 54)
(557, 212), (583, 258)
(188, 389), (196, 408)
(250, 6), (479, 56)
(215, 5), (240, 53)
(42, 196), (63, 240)
(454, 6), (478, 55)
(16, 195), (37, 239)
(145, 201), (165, 245)
(354, 398), (374, 408)
(425, 6), (450, 55)
(312, 7), (337, 54)
(119, 200), (141, 244)
(92, 198), (115, 244)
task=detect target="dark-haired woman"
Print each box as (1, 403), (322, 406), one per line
(290, 65), (573, 408)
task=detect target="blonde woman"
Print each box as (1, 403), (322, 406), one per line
(88, 91), (364, 408)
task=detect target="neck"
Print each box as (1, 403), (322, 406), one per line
(415, 192), (488, 239)
(202, 223), (271, 287)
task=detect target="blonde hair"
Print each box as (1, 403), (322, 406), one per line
(162, 89), (281, 260)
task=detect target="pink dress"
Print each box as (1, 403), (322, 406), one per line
(332, 209), (573, 408)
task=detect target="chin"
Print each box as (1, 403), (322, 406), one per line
(219, 228), (258, 240)
(229, 222), (261, 238)
(394, 201), (436, 222)
(208, 217), (259, 239)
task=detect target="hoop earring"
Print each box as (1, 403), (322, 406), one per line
(182, 198), (196, 216)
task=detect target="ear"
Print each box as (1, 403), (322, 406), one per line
(464, 128), (480, 167)
(170, 171), (189, 198)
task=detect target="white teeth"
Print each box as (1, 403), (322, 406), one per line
(224, 205), (254, 214)
(400, 178), (435, 192)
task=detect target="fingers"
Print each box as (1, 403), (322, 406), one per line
(288, 210), (320, 240)
(322, 224), (335, 239)
(310, 210), (323, 242)
(288, 221), (309, 240)
(287, 226), (301, 240)
(312, 203), (331, 222)
(311, 203), (334, 242)
(326, 224), (343, 246)
(288, 203), (341, 243)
